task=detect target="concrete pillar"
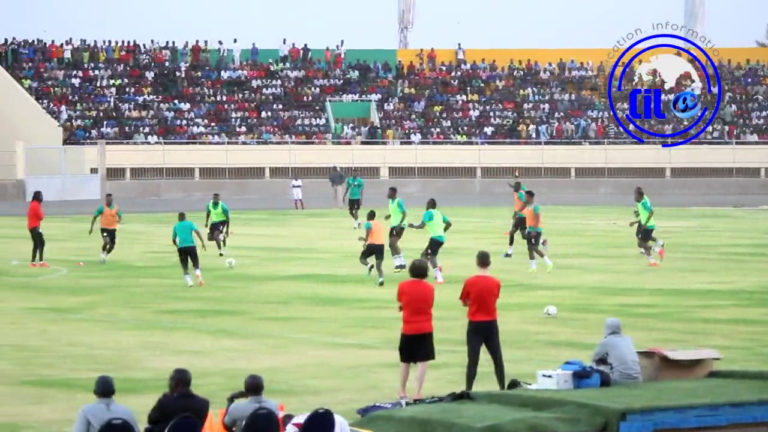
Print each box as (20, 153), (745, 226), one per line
(126, 168), (131, 181)
(761, 168), (765, 179)
(381, 166), (389, 180)
(15, 141), (25, 179)
(665, 167), (671, 179)
(264, 166), (270, 179)
(97, 140), (106, 194)
(570, 167), (576, 179)
(194, 167), (200, 181)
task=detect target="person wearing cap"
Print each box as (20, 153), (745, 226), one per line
(72, 375), (140, 432)
(223, 374), (279, 432)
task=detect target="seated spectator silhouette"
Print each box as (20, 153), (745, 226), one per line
(592, 318), (643, 385)
(285, 408), (350, 432)
(144, 368), (209, 432)
(240, 407), (280, 432)
(72, 375), (140, 432)
(223, 374), (279, 431)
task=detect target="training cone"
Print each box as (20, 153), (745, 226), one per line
(202, 411), (215, 432)
(278, 403), (286, 431)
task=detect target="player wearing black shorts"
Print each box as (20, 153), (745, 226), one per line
(385, 187), (408, 271)
(173, 212), (207, 287)
(205, 193), (230, 257)
(343, 168), (365, 229)
(504, 181), (527, 258)
(408, 199), (452, 284)
(89, 194), (123, 264)
(359, 210), (386, 286)
(520, 190), (554, 273)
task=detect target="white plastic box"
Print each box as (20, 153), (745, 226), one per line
(536, 370), (574, 390)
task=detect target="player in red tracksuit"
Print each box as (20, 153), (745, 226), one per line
(27, 190), (48, 268)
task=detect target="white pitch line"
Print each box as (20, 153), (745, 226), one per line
(37, 266), (69, 280)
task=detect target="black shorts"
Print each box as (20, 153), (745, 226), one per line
(361, 244), (385, 261)
(177, 246), (200, 269)
(348, 198), (361, 211)
(425, 238), (444, 257)
(637, 228), (654, 242)
(208, 221), (227, 237)
(100, 228), (117, 244)
(512, 216), (527, 232)
(399, 333), (435, 364)
(526, 231), (542, 248)
(389, 226), (405, 240)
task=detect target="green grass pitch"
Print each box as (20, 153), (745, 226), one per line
(1, 205), (767, 431)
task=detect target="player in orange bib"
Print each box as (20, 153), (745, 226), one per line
(359, 210), (386, 286)
(89, 193), (123, 264)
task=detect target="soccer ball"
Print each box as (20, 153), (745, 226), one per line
(543, 305), (558, 317)
(225, 258), (236, 269)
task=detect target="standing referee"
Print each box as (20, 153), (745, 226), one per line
(460, 250), (505, 391)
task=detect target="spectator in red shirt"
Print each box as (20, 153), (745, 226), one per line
(27, 190), (48, 268)
(397, 259), (435, 401)
(460, 250), (505, 391)
(427, 48), (437, 70)
(191, 40), (201, 65)
(288, 43), (300, 65)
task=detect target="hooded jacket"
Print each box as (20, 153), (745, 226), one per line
(592, 318), (642, 383)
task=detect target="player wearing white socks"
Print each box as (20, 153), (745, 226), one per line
(408, 198), (452, 284)
(173, 212), (207, 287)
(519, 190), (554, 273)
(385, 187), (408, 272)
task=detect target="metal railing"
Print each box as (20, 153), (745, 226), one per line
(77, 139), (768, 146)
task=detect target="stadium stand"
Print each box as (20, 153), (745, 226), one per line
(2, 38), (766, 144)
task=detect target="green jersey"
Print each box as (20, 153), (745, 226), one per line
(637, 196), (656, 229)
(207, 201), (229, 223)
(173, 220), (198, 248)
(388, 198), (407, 227)
(346, 177), (364, 199)
(423, 209), (450, 242)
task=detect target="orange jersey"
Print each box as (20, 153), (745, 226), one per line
(523, 204), (542, 230)
(513, 190), (526, 214)
(365, 220), (386, 245)
(97, 204), (121, 229)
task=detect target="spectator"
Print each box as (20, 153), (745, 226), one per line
(289, 43), (300, 65)
(592, 318), (642, 385)
(285, 408), (350, 432)
(427, 48), (436, 70)
(301, 43), (311, 63)
(191, 40), (201, 65)
(456, 43), (465, 65)
(232, 38), (240, 67)
(397, 259), (435, 401)
(223, 374), (279, 432)
(145, 368), (209, 432)
(279, 38), (288, 64)
(72, 375), (140, 432)
(328, 166), (346, 209)
(461, 251), (505, 391)
(250, 43), (259, 65)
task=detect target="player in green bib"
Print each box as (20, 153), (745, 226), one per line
(172, 212), (207, 287)
(204, 193), (230, 257)
(385, 187), (408, 272)
(343, 168), (365, 229)
(409, 198), (452, 284)
(631, 187), (665, 266)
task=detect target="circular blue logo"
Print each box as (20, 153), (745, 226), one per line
(607, 34), (721, 147)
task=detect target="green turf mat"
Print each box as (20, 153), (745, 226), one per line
(354, 377), (768, 432)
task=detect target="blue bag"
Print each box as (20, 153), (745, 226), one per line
(560, 360), (601, 389)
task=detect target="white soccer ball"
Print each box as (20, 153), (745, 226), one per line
(543, 305), (558, 317)
(225, 258), (236, 269)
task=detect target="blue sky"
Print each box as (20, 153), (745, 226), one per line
(3, 0), (763, 48)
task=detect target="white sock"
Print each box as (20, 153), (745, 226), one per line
(652, 246), (660, 253)
(655, 239), (664, 247)
(399, 256), (405, 266)
(506, 246), (514, 254)
(184, 274), (193, 284)
(543, 256), (553, 266)
(195, 269), (202, 277)
(530, 260), (537, 269)
(434, 268), (443, 280)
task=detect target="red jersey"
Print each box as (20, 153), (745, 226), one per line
(397, 279), (434, 334)
(27, 201), (44, 229)
(460, 275), (500, 321)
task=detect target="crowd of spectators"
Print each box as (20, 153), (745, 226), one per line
(1, 37), (767, 144)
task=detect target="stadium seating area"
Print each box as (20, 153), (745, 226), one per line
(1, 38), (767, 144)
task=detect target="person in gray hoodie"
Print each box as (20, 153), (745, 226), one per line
(592, 318), (642, 384)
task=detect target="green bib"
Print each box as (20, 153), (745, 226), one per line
(389, 198), (406, 227)
(637, 196), (656, 228)
(208, 201), (227, 222)
(426, 209), (445, 238)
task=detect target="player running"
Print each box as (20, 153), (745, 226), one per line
(358, 210), (386, 286)
(632, 187), (665, 266)
(291, 175), (305, 210)
(172, 212), (206, 287)
(204, 193), (230, 256)
(343, 168), (364, 229)
(520, 190), (554, 272)
(89, 193), (122, 264)
(408, 198), (452, 284)
(503, 181), (527, 258)
(385, 187), (408, 272)
(27, 190), (48, 268)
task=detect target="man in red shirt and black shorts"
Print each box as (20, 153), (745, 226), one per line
(397, 259), (435, 401)
(460, 250), (505, 391)
(27, 190), (48, 268)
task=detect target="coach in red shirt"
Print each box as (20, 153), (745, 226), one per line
(397, 259), (435, 401)
(27, 190), (48, 268)
(460, 250), (505, 391)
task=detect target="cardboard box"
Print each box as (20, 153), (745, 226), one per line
(638, 348), (722, 381)
(536, 369), (574, 390)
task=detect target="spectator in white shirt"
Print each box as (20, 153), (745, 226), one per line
(279, 38), (289, 64)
